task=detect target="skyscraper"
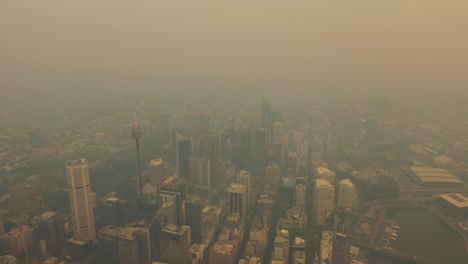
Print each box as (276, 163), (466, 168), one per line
(149, 159), (165, 190)
(337, 179), (355, 210)
(66, 159), (96, 242)
(98, 226), (139, 264)
(159, 224), (191, 264)
(228, 183), (248, 220)
(158, 190), (183, 226)
(236, 170), (251, 208)
(265, 162), (282, 195)
(200, 130), (221, 186)
(176, 135), (191, 180)
(294, 184), (307, 210)
(184, 195), (204, 243)
(33, 211), (65, 256)
(312, 179), (335, 226)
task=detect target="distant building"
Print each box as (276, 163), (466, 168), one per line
(312, 179), (334, 226)
(265, 162), (282, 195)
(237, 170), (251, 206)
(8, 182), (42, 217)
(149, 159), (166, 190)
(189, 157), (211, 198)
(176, 135), (191, 180)
(66, 159), (96, 242)
(200, 130), (221, 186)
(337, 179), (355, 210)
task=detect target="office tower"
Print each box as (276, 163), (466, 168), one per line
(158, 190), (183, 226)
(8, 182), (42, 216)
(102, 197), (129, 227)
(131, 123), (144, 196)
(189, 158), (211, 198)
(66, 159), (96, 242)
(128, 227), (151, 264)
(33, 211), (65, 256)
(338, 179), (355, 210)
(228, 183), (248, 220)
(184, 195), (204, 243)
(65, 236), (94, 262)
(254, 129), (267, 164)
(200, 130), (221, 186)
(272, 229), (289, 262)
(159, 225), (191, 264)
(260, 99), (272, 130)
(297, 141), (309, 176)
(236, 170), (251, 207)
(294, 184), (307, 210)
(149, 159), (166, 189)
(183, 112), (201, 138)
(155, 203), (176, 226)
(221, 132), (232, 162)
(287, 152), (298, 177)
(98, 226), (139, 264)
(312, 179), (335, 226)
(117, 176), (138, 219)
(176, 135), (191, 180)
(274, 122), (285, 145)
(265, 162), (282, 195)
(0, 226), (33, 256)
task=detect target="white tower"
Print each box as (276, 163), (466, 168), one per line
(66, 159), (96, 242)
(338, 179), (355, 210)
(312, 178), (334, 226)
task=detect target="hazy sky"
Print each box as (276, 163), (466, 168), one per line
(1, 0), (468, 101)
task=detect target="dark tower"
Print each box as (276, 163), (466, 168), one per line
(131, 123), (143, 196)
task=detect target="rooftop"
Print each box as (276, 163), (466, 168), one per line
(316, 167), (335, 177)
(66, 159), (87, 167)
(338, 179), (355, 187)
(315, 178), (333, 188)
(162, 224), (189, 235)
(410, 166), (462, 184)
(439, 193), (468, 208)
(229, 183), (246, 192)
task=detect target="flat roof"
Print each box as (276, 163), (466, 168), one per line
(315, 178), (333, 188)
(410, 166), (462, 184)
(439, 193), (468, 208)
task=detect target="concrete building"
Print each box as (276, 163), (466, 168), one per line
(200, 130), (221, 186)
(312, 179), (335, 226)
(294, 184), (306, 210)
(184, 195), (204, 243)
(237, 170), (251, 207)
(98, 226), (139, 264)
(272, 229), (289, 263)
(265, 163), (282, 195)
(33, 211), (65, 256)
(149, 159), (165, 189)
(0, 226), (33, 256)
(337, 179), (355, 210)
(66, 159), (96, 242)
(228, 183), (248, 220)
(189, 157), (211, 198)
(158, 189), (183, 226)
(176, 135), (191, 180)
(159, 224), (191, 264)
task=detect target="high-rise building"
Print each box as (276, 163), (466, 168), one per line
(254, 129), (267, 164)
(184, 195), (204, 243)
(159, 224), (191, 264)
(236, 170), (251, 207)
(176, 135), (191, 180)
(128, 227), (151, 264)
(272, 229), (289, 262)
(149, 159), (166, 189)
(102, 197), (129, 227)
(312, 179), (335, 226)
(315, 166), (336, 185)
(158, 190), (183, 226)
(294, 184), (307, 210)
(0, 226), (33, 256)
(337, 179), (355, 210)
(65, 236), (94, 262)
(66, 159), (96, 242)
(33, 211), (65, 256)
(189, 157), (211, 190)
(228, 183), (248, 220)
(200, 130), (221, 186)
(265, 162), (282, 195)
(98, 226), (139, 264)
